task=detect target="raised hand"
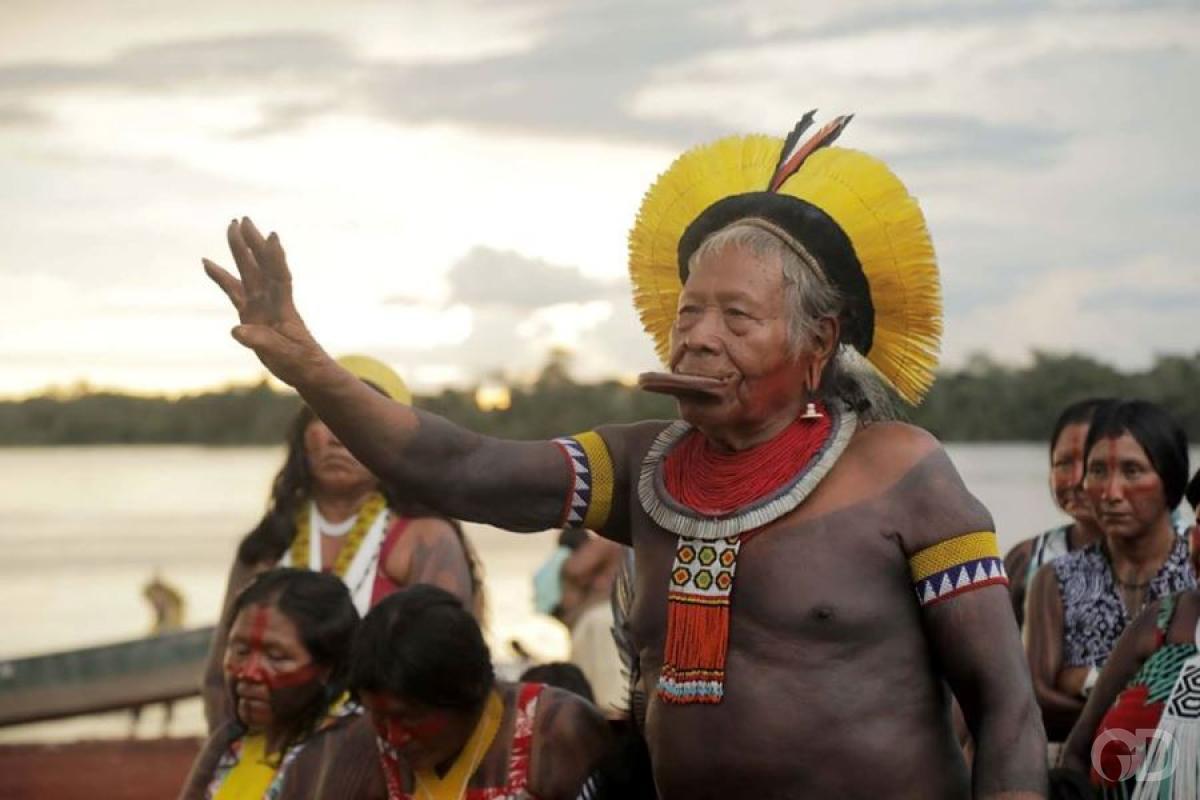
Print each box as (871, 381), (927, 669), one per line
(203, 217), (330, 388)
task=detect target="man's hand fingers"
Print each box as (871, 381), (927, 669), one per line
(218, 219), (319, 388)
(231, 323), (263, 349)
(202, 258), (246, 313)
(230, 323), (306, 367)
(263, 232), (296, 308)
(240, 217), (295, 321)
(239, 217), (269, 260)
(231, 323), (286, 353)
(226, 219), (263, 299)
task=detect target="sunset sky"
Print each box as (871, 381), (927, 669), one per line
(1, 0), (1197, 397)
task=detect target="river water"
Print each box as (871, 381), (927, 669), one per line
(1, 443), (1194, 741)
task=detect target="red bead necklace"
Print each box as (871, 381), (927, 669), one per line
(663, 406), (834, 516)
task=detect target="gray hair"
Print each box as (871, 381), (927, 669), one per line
(686, 220), (896, 421)
(688, 221), (839, 356)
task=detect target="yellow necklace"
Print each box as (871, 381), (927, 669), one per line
(212, 733), (275, 800)
(413, 690), (503, 800)
(290, 492), (387, 576)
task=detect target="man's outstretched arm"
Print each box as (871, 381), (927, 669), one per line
(204, 217), (584, 533)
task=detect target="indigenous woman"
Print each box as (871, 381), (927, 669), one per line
(346, 585), (611, 800)
(1027, 400), (1195, 742)
(202, 355), (484, 732)
(1004, 398), (1112, 630)
(180, 568), (381, 800)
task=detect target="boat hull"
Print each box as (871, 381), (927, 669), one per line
(0, 627), (214, 727)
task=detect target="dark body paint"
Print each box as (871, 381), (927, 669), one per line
(595, 420), (1042, 799)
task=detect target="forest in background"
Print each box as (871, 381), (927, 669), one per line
(2, 351), (1197, 445)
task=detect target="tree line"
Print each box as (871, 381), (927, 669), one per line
(1, 351), (1197, 446)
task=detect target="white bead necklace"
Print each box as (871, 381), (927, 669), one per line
(313, 507), (357, 538)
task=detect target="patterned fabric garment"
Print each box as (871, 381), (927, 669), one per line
(1055, 538), (1196, 668)
(381, 683), (545, 800)
(1092, 595), (1197, 796)
(1029, 520), (1191, 587)
(1129, 611), (1200, 800)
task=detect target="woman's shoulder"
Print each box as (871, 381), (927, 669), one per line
(398, 514), (459, 536)
(283, 712), (386, 800)
(1003, 536), (1037, 580)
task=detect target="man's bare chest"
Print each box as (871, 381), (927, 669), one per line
(626, 506), (915, 659)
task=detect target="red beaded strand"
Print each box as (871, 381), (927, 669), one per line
(663, 406), (833, 516)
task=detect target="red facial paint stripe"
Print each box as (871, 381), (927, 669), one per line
(232, 605), (321, 689)
(268, 661), (322, 689)
(378, 712), (450, 748)
(233, 606), (272, 684)
(401, 714), (449, 738)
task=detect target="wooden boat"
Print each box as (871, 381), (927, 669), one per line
(0, 626), (214, 727)
(0, 737), (203, 800)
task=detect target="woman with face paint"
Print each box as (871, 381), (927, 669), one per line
(181, 568), (386, 800)
(1027, 400), (1195, 743)
(202, 355), (486, 733)
(1004, 398), (1114, 631)
(339, 585), (612, 800)
(1058, 469), (1200, 798)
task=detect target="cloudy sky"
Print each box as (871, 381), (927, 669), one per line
(1, 0), (1196, 397)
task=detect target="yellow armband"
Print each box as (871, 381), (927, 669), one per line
(552, 432), (614, 530)
(909, 531), (1008, 608)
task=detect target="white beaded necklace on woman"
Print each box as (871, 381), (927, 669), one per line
(314, 507), (357, 537)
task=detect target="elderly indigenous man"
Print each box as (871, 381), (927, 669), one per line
(204, 113), (1047, 798)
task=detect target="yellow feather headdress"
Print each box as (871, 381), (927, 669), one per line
(627, 115), (942, 405)
(337, 354), (411, 406)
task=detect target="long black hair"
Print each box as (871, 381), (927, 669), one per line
(235, 405), (488, 621)
(1084, 399), (1190, 510)
(237, 406), (317, 567)
(229, 568), (359, 758)
(1048, 397), (1117, 458)
(350, 585), (493, 712)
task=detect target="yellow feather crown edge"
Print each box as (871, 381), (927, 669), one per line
(626, 134), (942, 405)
